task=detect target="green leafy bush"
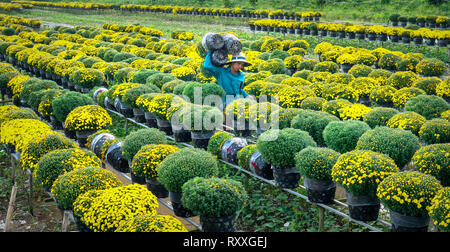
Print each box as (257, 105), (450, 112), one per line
(404, 94), (450, 120)
(356, 126), (421, 169)
(291, 109), (339, 146)
(51, 91), (94, 122)
(146, 72), (177, 88)
(313, 61), (339, 74)
(181, 177), (247, 217)
(257, 128), (316, 168)
(323, 120), (371, 153)
(363, 107), (399, 128)
(237, 144), (258, 171)
(121, 85), (159, 108)
(157, 148), (219, 193)
(121, 128), (167, 161)
(295, 146), (340, 181)
(182, 82), (225, 105)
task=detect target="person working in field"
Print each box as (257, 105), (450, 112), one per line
(203, 49), (256, 108)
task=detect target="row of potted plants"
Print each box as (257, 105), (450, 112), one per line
(249, 20), (450, 47)
(0, 14), (41, 29)
(0, 2), (29, 12)
(388, 14), (449, 29)
(313, 41), (447, 77)
(11, 0), (322, 20)
(11, 0), (114, 10)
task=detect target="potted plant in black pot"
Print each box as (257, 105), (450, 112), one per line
(157, 147), (219, 217)
(377, 171), (442, 232)
(295, 146), (340, 204)
(399, 16), (408, 27)
(121, 84), (160, 123)
(51, 91), (95, 139)
(64, 105), (112, 146)
(331, 149), (399, 221)
(135, 93), (159, 128)
(121, 128), (167, 184)
(147, 93), (185, 135)
(182, 177), (247, 232)
(131, 144), (180, 198)
(180, 104), (224, 149)
(257, 128), (317, 189)
(70, 68), (105, 94)
(389, 14), (400, 26)
(224, 98), (257, 137)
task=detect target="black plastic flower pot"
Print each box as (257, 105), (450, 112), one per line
(346, 192), (380, 222)
(200, 214), (237, 232)
(156, 118), (173, 135)
(75, 130), (97, 147)
(146, 178), (169, 198)
(272, 166), (300, 189)
(144, 112), (158, 128)
(389, 210), (430, 232)
(169, 191), (195, 218)
(172, 125), (192, 143)
(191, 131), (214, 150)
(303, 177), (336, 204)
(132, 108), (146, 123)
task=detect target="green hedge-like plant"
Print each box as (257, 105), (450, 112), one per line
(180, 104), (224, 132)
(363, 107), (399, 128)
(404, 94), (450, 120)
(131, 69), (160, 84)
(51, 91), (94, 122)
(356, 126), (420, 169)
(257, 128), (316, 168)
(291, 109), (339, 146)
(295, 146), (340, 181)
(157, 148), (219, 193)
(323, 120), (371, 153)
(181, 82), (225, 105)
(146, 72), (177, 88)
(181, 177), (247, 217)
(121, 128), (167, 161)
(121, 84), (160, 109)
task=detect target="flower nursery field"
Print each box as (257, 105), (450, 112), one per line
(0, 0), (449, 234)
